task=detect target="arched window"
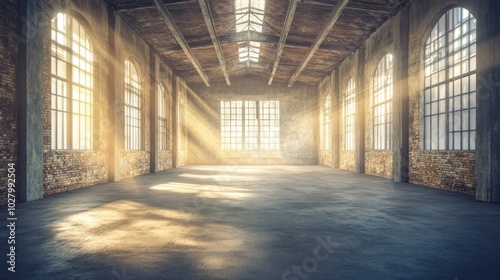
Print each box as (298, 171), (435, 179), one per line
(373, 54), (393, 150)
(423, 7), (477, 150)
(343, 79), (355, 151)
(125, 59), (142, 150)
(158, 83), (168, 151)
(51, 13), (93, 150)
(323, 94), (331, 151)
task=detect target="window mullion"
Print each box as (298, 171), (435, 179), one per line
(257, 101), (260, 150)
(67, 18), (73, 150)
(445, 12), (451, 151)
(242, 101), (246, 149)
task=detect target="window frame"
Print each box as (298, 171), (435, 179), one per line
(343, 79), (356, 151)
(422, 7), (477, 151)
(124, 59), (143, 151)
(372, 54), (394, 151)
(50, 12), (94, 150)
(157, 83), (168, 151)
(323, 94), (332, 151)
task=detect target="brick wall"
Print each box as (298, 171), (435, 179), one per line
(0, 0), (18, 205)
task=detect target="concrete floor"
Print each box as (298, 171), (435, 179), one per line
(1, 165), (500, 280)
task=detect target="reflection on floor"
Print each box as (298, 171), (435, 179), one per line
(1, 165), (500, 279)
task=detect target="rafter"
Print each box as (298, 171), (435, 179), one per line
(152, 0), (210, 86)
(155, 31), (356, 52)
(300, 0), (392, 14)
(198, 0), (231, 85)
(288, 0), (349, 87)
(183, 62), (327, 77)
(115, 0), (198, 11)
(268, 0), (298, 85)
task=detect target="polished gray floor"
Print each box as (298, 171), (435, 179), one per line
(1, 165), (499, 280)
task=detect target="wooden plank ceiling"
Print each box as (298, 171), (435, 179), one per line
(106, 0), (410, 87)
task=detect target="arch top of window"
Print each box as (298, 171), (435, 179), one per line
(345, 79), (355, 98)
(425, 7), (477, 45)
(324, 93), (331, 103)
(51, 12), (93, 51)
(125, 59), (141, 84)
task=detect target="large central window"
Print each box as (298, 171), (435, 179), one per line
(221, 100), (280, 150)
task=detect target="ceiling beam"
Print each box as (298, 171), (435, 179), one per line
(288, 0), (349, 87)
(198, 0), (231, 85)
(268, 0), (298, 85)
(300, 0), (392, 14)
(156, 31), (356, 52)
(182, 62), (268, 75)
(116, 0), (197, 11)
(183, 62), (329, 75)
(152, 0), (210, 86)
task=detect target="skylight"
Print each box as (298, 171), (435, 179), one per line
(235, 0), (266, 63)
(235, 0), (266, 33)
(238, 41), (261, 63)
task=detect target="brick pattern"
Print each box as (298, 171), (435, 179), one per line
(0, 0), (18, 205)
(365, 151), (393, 179)
(158, 151), (173, 170)
(44, 151), (108, 195)
(409, 151), (476, 195)
(340, 151), (356, 171)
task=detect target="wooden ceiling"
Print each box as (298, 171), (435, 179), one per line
(106, 0), (410, 87)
